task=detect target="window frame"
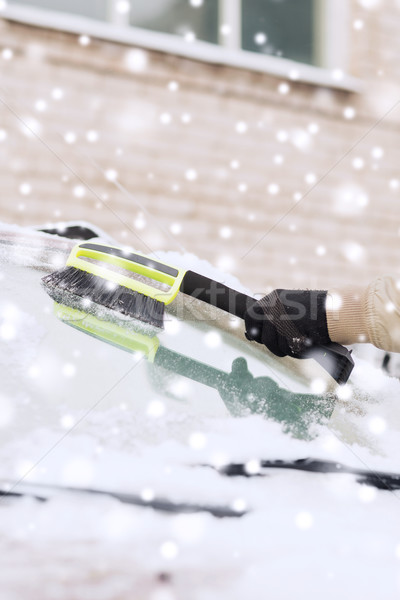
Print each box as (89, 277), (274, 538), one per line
(1, 1), (362, 92)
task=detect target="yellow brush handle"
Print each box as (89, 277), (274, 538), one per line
(66, 242), (186, 305)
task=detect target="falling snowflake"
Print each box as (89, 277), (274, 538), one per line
(343, 106), (356, 119)
(219, 226), (232, 239)
(305, 173), (317, 185)
(146, 400), (166, 418)
(308, 122), (319, 134)
(278, 82), (290, 95)
(168, 80), (179, 92)
(204, 331), (222, 348)
(73, 185), (86, 198)
(188, 432), (207, 449)
(254, 32), (267, 45)
(352, 157), (364, 170)
(170, 223), (182, 235)
(310, 379), (327, 394)
(160, 541), (179, 560)
(160, 112), (172, 125)
(2, 48), (13, 60)
(276, 130), (289, 142)
(34, 99), (47, 112)
(184, 31), (196, 43)
(295, 511), (313, 529)
(51, 87), (64, 100)
(19, 183), (32, 195)
(105, 168), (118, 182)
(181, 112), (192, 124)
(86, 130), (99, 143)
(220, 24), (231, 36)
(115, 0), (130, 15)
(371, 146), (384, 159)
(124, 49), (148, 72)
(342, 241), (365, 263)
(78, 35), (91, 46)
(368, 416), (386, 435)
(331, 69), (344, 81)
(64, 131), (77, 144)
(268, 183), (280, 195)
(185, 168), (197, 181)
(235, 121), (248, 134)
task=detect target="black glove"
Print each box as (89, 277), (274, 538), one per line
(244, 289), (331, 359)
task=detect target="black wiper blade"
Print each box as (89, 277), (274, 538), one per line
(0, 481), (246, 518)
(215, 457), (400, 491)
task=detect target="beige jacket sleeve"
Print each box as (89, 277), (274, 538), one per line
(326, 276), (400, 353)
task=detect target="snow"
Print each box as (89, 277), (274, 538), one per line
(1, 224), (400, 599)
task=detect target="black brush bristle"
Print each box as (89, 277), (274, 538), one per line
(41, 266), (165, 329)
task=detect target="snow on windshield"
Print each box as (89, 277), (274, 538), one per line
(1, 223), (400, 600)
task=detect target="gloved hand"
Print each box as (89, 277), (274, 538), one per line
(244, 289), (332, 359)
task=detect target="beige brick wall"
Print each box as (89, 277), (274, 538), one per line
(0, 2), (399, 294)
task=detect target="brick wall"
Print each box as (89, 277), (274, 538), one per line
(0, 1), (399, 293)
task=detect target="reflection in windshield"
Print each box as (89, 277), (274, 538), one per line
(56, 303), (335, 439)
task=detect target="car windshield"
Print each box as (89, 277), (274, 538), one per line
(1, 222), (400, 599)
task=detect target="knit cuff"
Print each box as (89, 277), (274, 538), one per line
(326, 286), (370, 345)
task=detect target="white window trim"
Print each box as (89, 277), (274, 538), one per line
(1, 3), (363, 93)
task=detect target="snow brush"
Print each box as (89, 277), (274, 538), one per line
(41, 241), (354, 384)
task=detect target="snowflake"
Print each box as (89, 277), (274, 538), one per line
(352, 157), (365, 170)
(115, 0), (130, 14)
(124, 49), (148, 72)
(51, 87), (64, 100)
(64, 131), (77, 144)
(219, 226), (232, 239)
(34, 99), (47, 112)
(278, 82), (290, 95)
(86, 130), (99, 143)
(78, 35), (91, 46)
(105, 168), (118, 182)
(181, 112), (192, 124)
(220, 24), (231, 36)
(160, 541), (179, 560)
(368, 416), (386, 435)
(159, 112), (172, 125)
(295, 511), (313, 529)
(204, 331), (221, 348)
(19, 183), (32, 196)
(343, 106), (356, 119)
(268, 183), (280, 195)
(235, 121), (248, 134)
(147, 400), (166, 418)
(185, 168), (197, 181)
(184, 31), (196, 43)
(2, 48), (13, 60)
(254, 32), (267, 45)
(188, 432), (207, 449)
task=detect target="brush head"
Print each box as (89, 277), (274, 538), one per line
(42, 266), (165, 331)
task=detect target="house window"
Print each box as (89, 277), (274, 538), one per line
(5, 0), (349, 74)
(241, 0), (317, 67)
(129, 1), (219, 45)
(7, 0), (110, 22)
